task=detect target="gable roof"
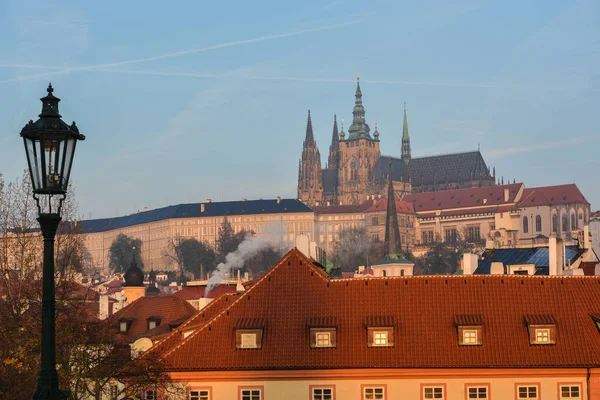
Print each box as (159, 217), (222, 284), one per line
(519, 184), (589, 207)
(152, 248), (600, 371)
(109, 294), (197, 342)
(363, 198), (415, 214)
(78, 199), (313, 233)
(403, 183), (523, 213)
(476, 245), (586, 275)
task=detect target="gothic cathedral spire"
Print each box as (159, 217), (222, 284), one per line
(347, 74), (371, 140)
(401, 102), (411, 164)
(297, 110), (323, 205)
(384, 161), (402, 257)
(327, 114), (340, 170)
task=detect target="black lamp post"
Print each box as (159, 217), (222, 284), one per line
(20, 84), (85, 400)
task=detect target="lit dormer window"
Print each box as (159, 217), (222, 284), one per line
(147, 316), (162, 331)
(454, 314), (483, 346)
(365, 316), (395, 348)
(119, 321), (127, 333)
(118, 318), (134, 334)
(235, 318), (265, 350)
(525, 315), (557, 345)
(308, 317), (338, 349)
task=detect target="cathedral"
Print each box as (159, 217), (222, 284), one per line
(297, 77), (496, 206)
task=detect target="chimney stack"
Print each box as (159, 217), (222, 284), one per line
(504, 189), (509, 202)
(490, 262), (504, 275)
(549, 237), (564, 276)
(206, 198), (212, 203)
(463, 253), (478, 275)
(277, 196), (281, 204)
(584, 225), (591, 250)
(201, 203), (205, 212)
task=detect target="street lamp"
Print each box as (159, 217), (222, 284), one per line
(20, 84), (85, 400)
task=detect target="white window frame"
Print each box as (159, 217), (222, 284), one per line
(423, 386), (444, 399)
(190, 389), (210, 400)
(240, 389), (262, 400)
(373, 331), (388, 346)
(119, 321), (127, 333)
(240, 333), (258, 349)
(466, 386), (487, 399)
(535, 328), (550, 343)
(312, 387), (333, 400)
(463, 329), (478, 345)
(517, 386), (538, 399)
(363, 387), (384, 399)
(315, 331), (331, 347)
(148, 320), (157, 330)
(560, 385), (581, 399)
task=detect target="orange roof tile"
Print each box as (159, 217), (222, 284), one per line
(519, 184), (589, 207)
(151, 249), (600, 371)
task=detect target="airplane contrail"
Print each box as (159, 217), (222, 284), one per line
(91, 68), (498, 89)
(0, 19), (362, 85)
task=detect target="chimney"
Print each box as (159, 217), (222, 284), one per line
(327, 201), (330, 206)
(277, 196), (281, 204)
(242, 198), (247, 202)
(201, 203), (205, 212)
(485, 239), (495, 249)
(549, 237), (564, 276)
(583, 225), (591, 249)
(358, 265), (365, 273)
(244, 272), (249, 281)
(483, 198), (487, 204)
(143, 207), (149, 212)
(463, 253), (478, 275)
(206, 198), (212, 203)
(99, 295), (109, 319)
(504, 189), (509, 202)
(490, 262), (504, 275)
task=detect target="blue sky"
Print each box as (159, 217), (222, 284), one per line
(0, 0), (598, 219)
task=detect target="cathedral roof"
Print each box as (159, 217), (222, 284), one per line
(372, 151), (492, 187)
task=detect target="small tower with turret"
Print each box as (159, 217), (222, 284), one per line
(123, 249), (145, 305)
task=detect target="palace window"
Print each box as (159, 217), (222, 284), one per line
(422, 230), (434, 244)
(444, 228), (457, 243)
(312, 387), (333, 400)
(536, 215), (542, 232)
(371, 233), (379, 242)
(560, 385), (581, 399)
(562, 213), (569, 232)
(190, 389), (210, 400)
(371, 216), (379, 226)
(423, 386), (444, 399)
(364, 387), (384, 399)
(240, 389), (261, 400)
(553, 214), (559, 233)
(517, 386), (538, 399)
(523, 216), (529, 233)
(467, 386), (488, 399)
(467, 226), (480, 242)
(571, 213), (577, 229)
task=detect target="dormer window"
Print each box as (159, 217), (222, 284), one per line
(117, 318), (134, 334)
(235, 318), (265, 350)
(525, 315), (557, 345)
(308, 317), (338, 349)
(455, 314), (483, 346)
(147, 316), (162, 331)
(365, 316), (395, 348)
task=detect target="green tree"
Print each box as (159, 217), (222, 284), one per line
(108, 234), (143, 273)
(164, 237), (216, 279)
(216, 216), (249, 264)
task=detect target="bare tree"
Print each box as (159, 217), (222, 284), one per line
(330, 227), (384, 272)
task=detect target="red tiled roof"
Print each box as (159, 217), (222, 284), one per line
(153, 249), (600, 370)
(404, 183), (523, 212)
(454, 314), (484, 326)
(519, 184), (589, 207)
(363, 199), (415, 214)
(524, 314), (557, 325)
(313, 201), (373, 214)
(174, 284), (237, 300)
(109, 294), (197, 342)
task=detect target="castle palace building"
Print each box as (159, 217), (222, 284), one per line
(297, 77), (496, 206)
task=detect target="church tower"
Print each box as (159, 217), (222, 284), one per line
(327, 115), (340, 170)
(384, 162), (402, 256)
(297, 110), (323, 205)
(336, 76), (380, 205)
(401, 103), (411, 164)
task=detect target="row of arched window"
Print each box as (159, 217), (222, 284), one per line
(524, 212), (585, 234)
(522, 215), (543, 234)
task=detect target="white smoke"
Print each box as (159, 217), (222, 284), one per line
(205, 222), (283, 297)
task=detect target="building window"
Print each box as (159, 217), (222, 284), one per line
(536, 215), (542, 232)
(560, 385), (581, 399)
(517, 386), (538, 399)
(312, 387), (333, 400)
(364, 387), (384, 399)
(422, 230), (434, 244)
(310, 327), (337, 348)
(240, 389), (261, 400)
(110, 385), (118, 400)
(423, 386), (444, 399)
(371, 216), (379, 226)
(374, 331), (388, 346)
(523, 216), (529, 233)
(571, 213), (577, 229)
(444, 228), (457, 243)
(366, 325), (394, 347)
(190, 389), (210, 400)
(119, 321), (127, 333)
(148, 320), (156, 330)
(489, 222), (495, 231)
(371, 233), (379, 242)
(463, 329), (478, 344)
(562, 213), (568, 232)
(535, 328), (550, 343)
(553, 214), (559, 233)
(467, 386), (487, 399)
(467, 226), (480, 242)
